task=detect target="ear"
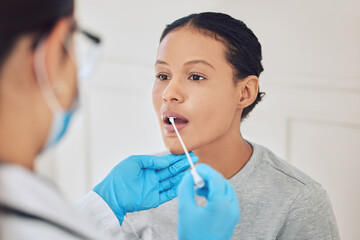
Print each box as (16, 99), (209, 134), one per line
(43, 17), (73, 90)
(235, 75), (259, 109)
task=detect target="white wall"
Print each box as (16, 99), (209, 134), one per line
(35, 0), (360, 239)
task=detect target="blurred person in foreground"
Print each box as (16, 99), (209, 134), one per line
(0, 1), (240, 239)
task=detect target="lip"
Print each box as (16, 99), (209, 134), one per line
(162, 110), (189, 133)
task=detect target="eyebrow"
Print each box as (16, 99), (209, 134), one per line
(155, 59), (216, 70)
(155, 60), (169, 66)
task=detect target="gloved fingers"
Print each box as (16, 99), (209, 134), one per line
(195, 185), (209, 197)
(159, 171), (186, 192)
(195, 164), (227, 201)
(159, 186), (178, 205)
(135, 155), (170, 170)
(177, 172), (196, 206)
(156, 155), (198, 181)
(156, 160), (187, 181)
(164, 152), (197, 165)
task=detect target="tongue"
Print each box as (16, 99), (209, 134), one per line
(174, 118), (187, 124)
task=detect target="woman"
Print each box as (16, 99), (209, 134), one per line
(0, 2), (240, 239)
(120, 12), (340, 239)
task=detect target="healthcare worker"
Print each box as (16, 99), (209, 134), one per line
(0, 0), (240, 239)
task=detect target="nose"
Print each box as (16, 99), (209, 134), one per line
(162, 79), (185, 103)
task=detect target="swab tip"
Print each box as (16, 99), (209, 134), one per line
(191, 168), (205, 189)
(169, 117), (175, 124)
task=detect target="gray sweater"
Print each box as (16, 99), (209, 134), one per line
(119, 142), (340, 240)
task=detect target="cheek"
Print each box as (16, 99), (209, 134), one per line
(195, 89), (237, 136)
(152, 83), (163, 114)
(152, 82), (167, 135)
(173, 85), (237, 153)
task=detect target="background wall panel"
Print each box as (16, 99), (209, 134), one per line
(35, 1), (360, 238)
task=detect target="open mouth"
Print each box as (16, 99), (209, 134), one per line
(162, 111), (189, 133)
(164, 117), (188, 125)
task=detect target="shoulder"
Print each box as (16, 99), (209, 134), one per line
(0, 209), (80, 240)
(243, 142), (335, 216)
(276, 179), (340, 239)
(251, 142), (321, 189)
(249, 143), (340, 239)
(0, 164), (108, 240)
(251, 142), (332, 206)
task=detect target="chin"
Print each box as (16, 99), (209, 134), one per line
(162, 132), (201, 155)
(165, 140), (199, 155)
(167, 145), (186, 155)
(163, 139), (185, 155)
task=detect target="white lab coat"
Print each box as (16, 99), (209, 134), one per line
(0, 164), (122, 239)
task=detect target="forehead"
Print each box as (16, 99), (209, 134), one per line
(156, 27), (227, 65)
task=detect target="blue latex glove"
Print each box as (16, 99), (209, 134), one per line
(177, 164), (240, 240)
(93, 153), (198, 224)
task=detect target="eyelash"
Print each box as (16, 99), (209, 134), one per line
(155, 73), (206, 81)
(189, 74), (206, 81)
(156, 73), (170, 81)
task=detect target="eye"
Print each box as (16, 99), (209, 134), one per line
(189, 74), (205, 81)
(156, 73), (170, 81)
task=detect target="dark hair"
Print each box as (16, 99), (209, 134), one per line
(0, 0), (74, 70)
(160, 12), (265, 120)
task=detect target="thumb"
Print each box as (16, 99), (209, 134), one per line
(178, 172), (196, 207)
(195, 164), (226, 201)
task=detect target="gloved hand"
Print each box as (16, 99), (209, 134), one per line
(93, 153), (198, 225)
(177, 164), (240, 240)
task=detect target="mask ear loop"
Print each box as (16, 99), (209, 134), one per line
(33, 37), (63, 115)
(61, 33), (80, 112)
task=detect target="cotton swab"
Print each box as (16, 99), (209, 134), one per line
(169, 117), (205, 188)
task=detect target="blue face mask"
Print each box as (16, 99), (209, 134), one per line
(44, 99), (78, 149)
(35, 29), (100, 151)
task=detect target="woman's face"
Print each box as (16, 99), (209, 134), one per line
(153, 27), (241, 154)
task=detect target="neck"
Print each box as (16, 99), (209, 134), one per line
(0, 39), (44, 171)
(0, 105), (37, 170)
(193, 121), (252, 179)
